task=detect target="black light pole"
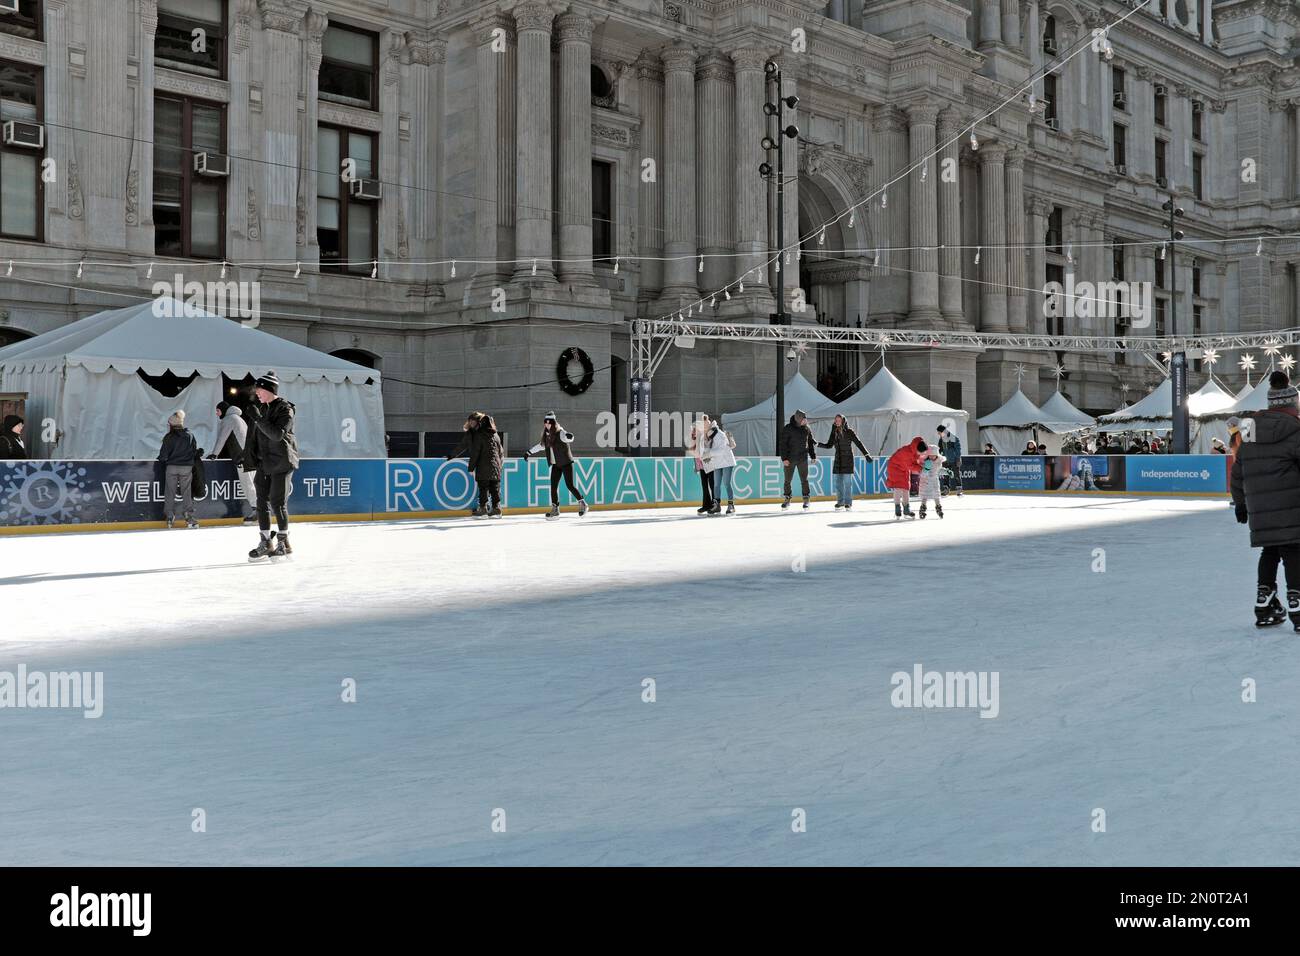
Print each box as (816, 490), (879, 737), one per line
(761, 61), (799, 455)
(1163, 195), (1188, 454)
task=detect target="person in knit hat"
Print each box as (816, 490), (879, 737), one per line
(1230, 369), (1300, 629)
(208, 400), (256, 521)
(244, 371), (300, 559)
(0, 414), (26, 459)
(157, 409), (199, 528)
(524, 411), (587, 519)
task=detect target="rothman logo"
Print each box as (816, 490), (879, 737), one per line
(890, 664), (1000, 718)
(50, 886), (151, 936)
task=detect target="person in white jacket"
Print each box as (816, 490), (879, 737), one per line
(701, 419), (738, 515)
(686, 416), (716, 515)
(207, 402), (256, 521)
(917, 448), (946, 519)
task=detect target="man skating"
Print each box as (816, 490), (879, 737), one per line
(779, 409), (817, 509)
(936, 424), (962, 496)
(244, 371), (300, 560)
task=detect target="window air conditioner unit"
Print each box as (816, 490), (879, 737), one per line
(0, 0), (19, 13)
(1156, 175), (1169, 188)
(1043, 38), (1058, 55)
(1115, 163), (1127, 175)
(1154, 83), (1168, 96)
(2, 120), (43, 149)
(193, 151), (229, 176)
(1045, 116), (1060, 131)
(349, 178), (383, 201)
(1113, 92), (1127, 109)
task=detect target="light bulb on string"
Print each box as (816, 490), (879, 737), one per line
(970, 130), (979, 150)
(974, 247), (981, 265)
(698, 254), (704, 273)
(294, 262), (301, 279)
(220, 259), (228, 280)
(710, 294), (717, 307)
(724, 288), (731, 301)
(450, 260), (456, 278)
(146, 261), (154, 279)
(784, 250), (791, 265)
(76, 258), (84, 279)
(1160, 243), (1167, 261)
(739, 275), (745, 293)
(613, 257), (619, 273)
(873, 250), (881, 267)
(531, 258), (538, 276)
(920, 162), (928, 182)
(819, 226), (826, 246)
(1256, 238), (1263, 256)
(848, 210), (856, 228)
(775, 257), (781, 274)
(371, 260), (378, 279)
(5, 260), (10, 277)
(880, 192), (887, 209)
(1066, 244), (1073, 264)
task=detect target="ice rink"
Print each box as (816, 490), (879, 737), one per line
(1, 492), (1295, 866)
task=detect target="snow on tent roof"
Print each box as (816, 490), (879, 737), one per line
(0, 299), (378, 384)
(976, 389), (1071, 430)
(813, 366), (965, 419)
(1038, 389), (1095, 427)
(722, 371), (834, 422)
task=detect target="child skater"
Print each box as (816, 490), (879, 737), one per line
(917, 447), (946, 519)
(1230, 371), (1300, 629)
(885, 436), (927, 519)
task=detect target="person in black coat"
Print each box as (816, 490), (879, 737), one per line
(818, 415), (870, 510)
(447, 412), (506, 518)
(157, 410), (199, 528)
(0, 414), (25, 459)
(778, 409), (817, 509)
(525, 411), (587, 519)
(244, 371), (300, 559)
(1231, 370), (1300, 628)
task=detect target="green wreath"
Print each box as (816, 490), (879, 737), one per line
(557, 346), (595, 396)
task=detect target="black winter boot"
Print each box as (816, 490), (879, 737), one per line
(1256, 586), (1285, 627)
(1288, 590), (1300, 631)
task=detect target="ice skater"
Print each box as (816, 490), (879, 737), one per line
(779, 409), (817, 510)
(446, 412), (504, 518)
(703, 416), (738, 515)
(1231, 370), (1300, 629)
(936, 424), (962, 497)
(687, 417), (715, 515)
(917, 448), (945, 519)
(818, 414), (870, 511)
(208, 401), (256, 522)
(245, 371), (299, 560)
(157, 410), (200, 529)
(524, 411), (588, 519)
(885, 437), (927, 519)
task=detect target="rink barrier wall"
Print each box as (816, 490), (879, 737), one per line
(0, 454), (1232, 533)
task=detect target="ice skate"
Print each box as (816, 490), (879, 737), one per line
(1255, 586), (1285, 628)
(936, 503), (944, 519)
(708, 502), (721, 516)
(834, 503), (844, 511)
(577, 499), (588, 517)
(1288, 590), (1300, 631)
(165, 517), (175, 529)
(781, 496), (790, 510)
(269, 533), (292, 560)
(473, 510), (489, 520)
(489, 507), (503, 519)
(186, 518), (198, 529)
(545, 504), (560, 520)
(894, 502), (902, 520)
(919, 506), (927, 519)
(248, 536), (273, 562)
(697, 505), (710, 515)
(726, 502), (735, 515)
(802, 497), (810, 510)
(902, 507), (917, 519)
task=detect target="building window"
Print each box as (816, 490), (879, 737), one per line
(946, 381), (963, 410)
(591, 65), (616, 109)
(1192, 103), (1203, 141)
(1042, 15), (1057, 56)
(317, 125), (378, 274)
(592, 159), (613, 263)
(154, 96), (226, 258)
(1193, 305), (1203, 369)
(1045, 262), (1065, 335)
(319, 24), (378, 110)
(1112, 239), (1126, 281)
(1154, 86), (1167, 127)
(1113, 123), (1127, 169)
(1043, 73), (1058, 123)
(1155, 297), (1167, 337)
(0, 59), (44, 240)
(155, 0), (226, 79)
(1155, 138), (1167, 185)
(1112, 66), (1127, 110)
(1192, 152), (1204, 200)
(1045, 206), (1062, 253)
(1192, 263), (1202, 297)
(0, 0), (41, 42)
(1155, 256), (1165, 289)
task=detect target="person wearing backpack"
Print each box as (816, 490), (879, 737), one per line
(157, 410), (199, 529)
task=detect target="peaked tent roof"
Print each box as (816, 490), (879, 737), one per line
(0, 299), (378, 383)
(1099, 377), (1236, 422)
(1038, 389), (1095, 427)
(1237, 382), (1255, 400)
(1219, 376), (1272, 415)
(812, 366), (966, 419)
(722, 371), (834, 423)
(977, 390), (1071, 430)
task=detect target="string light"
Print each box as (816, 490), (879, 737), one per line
(531, 258), (538, 276)
(1256, 238), (1263, 256)
(5, 260), (10, 277)
(974, 247), (981, 265)
(371, 259), (378, 279)
(880, 192), (887, 209)
(873, 250), (881, 267)
(1066, 244), (1073, 264)
(220, 259), (228, 280)
(698, 254), (704, 272)
(848, 210), (856, 228)
(294, 261), (301, 278)
(76, 258), (84, 279)
(710, 294), (716, 307)
(970, 130), (979, 150)
(775, 256), (781, 273)
(724, 289), (731, 300)
(1160, 243), (1167, 260)
(920, 162), (927, 182)
(146, 261), (153, 279)
(613, 257), (619, 273)
(739, 275), (745, 293)
(819, 226), (826, 245)
(450, 260), (456, 277)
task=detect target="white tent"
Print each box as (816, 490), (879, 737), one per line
(1236, 381), (1255, 401)
(1096, 377), (1237, 451)
(721, 372), (834, 456)
(976, 390), (1072, 454)
(1192, 376), (1274, 453)
(805, 366), (969, 457)
(0, 300), (385, 459)
(1038, 390), (1096, 429)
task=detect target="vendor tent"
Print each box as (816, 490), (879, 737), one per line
(806, 366), (969, 457)
(976, 390), (1071, 454)
(0, 300), (385, 459)
(1038, 389), (1095, 429)
(1097, 378), (1237, 451)
(721, 372), (834, 456)
(1236, 381), (1255, 401)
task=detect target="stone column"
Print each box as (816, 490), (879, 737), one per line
(1293, 102), (1300, 200)
(696, 53), (734, 293)
(258, 0), (303, 262)
(512, 2), (556, 283)
(907, 103), (940, 324)
(978, 144), (1009, 331)
(405, 32), (446, 269)
(1001, 0), (1021, 48)
(299, 7), (326, 263)
(660, 43), (697, 300)
(636, 55), (664, 296)
(379, 32), (404, 278)
(225, 0), (256, 261)
(979, 0), (1002, 48)
(1004, 148), (1028, 332)
(557, 11), (595, 285)
(937, 108), (964, 325)
(731, 48), (769, 303)
(472, 13), (513, 284)
(959, 147), (980, 328)
(87, 0), (130, 249)
(1026, 196), (1048, 334)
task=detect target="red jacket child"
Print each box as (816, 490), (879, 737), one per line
(885, 437), (928, 490)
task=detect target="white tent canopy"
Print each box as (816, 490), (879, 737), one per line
(0, 300), (385, 459)
(976, 390), (1073, 454)
(1038, 389), (1096, 429)
(721, 372), (834, 456)
(806, 366), (969, 457)
(1096, 377), (1237, 452)
(1236, 381), (1255, 401)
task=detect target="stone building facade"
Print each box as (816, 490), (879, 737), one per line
(1, 0), (1299, 453)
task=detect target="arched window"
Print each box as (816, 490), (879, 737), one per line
(1042, 15), (1057, 56)
(0, 327), (34, 350)
(331, 347), (379, 370)
(591, 65), (616, 109)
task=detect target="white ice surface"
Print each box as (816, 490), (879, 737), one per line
(0, 494), (1295, 866)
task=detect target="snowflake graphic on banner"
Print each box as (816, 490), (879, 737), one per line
(1, 461), (92, 526)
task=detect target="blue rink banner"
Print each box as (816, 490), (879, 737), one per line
(0, 454), (1229, 527)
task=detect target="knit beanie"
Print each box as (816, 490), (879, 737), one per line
(255, 370), (281, 395)
(1268, 370), (1297, 408)
(216, 401), (230, 417)
(168, 410), (185, 427)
